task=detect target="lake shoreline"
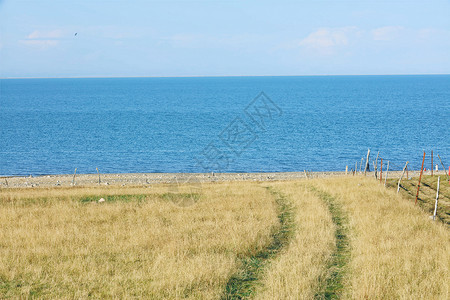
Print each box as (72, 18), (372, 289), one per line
(1, 170), (441, 188)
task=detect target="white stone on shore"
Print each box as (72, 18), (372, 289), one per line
(98, 198), (105, 203)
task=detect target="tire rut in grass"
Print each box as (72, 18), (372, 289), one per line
(310, 187), (350, 299)
(222, 187), (296, 299)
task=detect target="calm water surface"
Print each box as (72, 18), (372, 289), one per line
(0, 75), (449, 175)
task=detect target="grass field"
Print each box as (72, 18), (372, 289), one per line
(1, 176), (449, 299)
(386, 175), (450, 226)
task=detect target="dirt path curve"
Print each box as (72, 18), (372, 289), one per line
(310, 186), (350, 299)
(222, 187), (296, 299)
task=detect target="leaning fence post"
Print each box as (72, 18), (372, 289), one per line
(415, 151), (426, 205)
(374, 151), (379, 179)
(433, 177), (440, 220)
(304, 170), (308, 180)
(360, 157), (363, 173)
(96, 167), (101, 185)
(438, 154), (450, 184)
(384, 161), (390, 187)
(437, 154), (449, 181)
(72, 168), (77, 186)
(364, 149), (371, 176)
(380, 158), (383, 183)
(397, 161), (409, 193)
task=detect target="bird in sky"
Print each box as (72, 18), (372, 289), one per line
(74, 33), (77, 36)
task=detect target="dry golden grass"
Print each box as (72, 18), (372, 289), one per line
(255, 182), (335, 299)
(312, 176), (449, 299)
(0, 182), (278, 298)
(1, 177), (449, 299)
(386, 175), (450, 226)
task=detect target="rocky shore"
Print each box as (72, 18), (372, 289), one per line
(0, 170), (434, 189)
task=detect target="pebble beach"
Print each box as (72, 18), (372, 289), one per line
(0, 170), (436, 189)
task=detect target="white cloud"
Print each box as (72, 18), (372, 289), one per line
(298, 27), (360, 55)
(159, 33), (268, 51)
(20, 29), (64, 49)
(159, 34), (203, 48)
(20, 40), (58, 47)
(418, 28), (436, 39)
(89, 26), (148, 40)
(417, 28), (450, 41)
(19, 39), (59, 49)
(371, 26), (404, 41)
(27, 29), (63, 39)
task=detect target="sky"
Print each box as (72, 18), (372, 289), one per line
(0, 0), (450, 78)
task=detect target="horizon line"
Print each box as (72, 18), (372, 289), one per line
(1, 73), (450, 80)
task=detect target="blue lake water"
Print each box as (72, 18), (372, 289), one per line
(0, 75), (449, 176)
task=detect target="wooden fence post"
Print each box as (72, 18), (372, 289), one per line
(380, 158), (383, 183)
(360, 157), (364, 173)
(72, 168), (77, 186)
(431, 150), (433, 176)
(384, 161), (390, 187)
(406, 164), (409, 180)
(374, 151), (379, 179)
(304, 170), (308, 180)
(96, 167), (101, 185)
(354, 162), (357, 176)
(397, 161), (409, 193)
(437, 154), (449, 181)
(415, 151), (426, 205)
(433, 176), (440, 220)
(364, 149), (371, 176)
(345, 165), (348, 175)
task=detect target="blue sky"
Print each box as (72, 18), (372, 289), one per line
(1, 0), (449, 77)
